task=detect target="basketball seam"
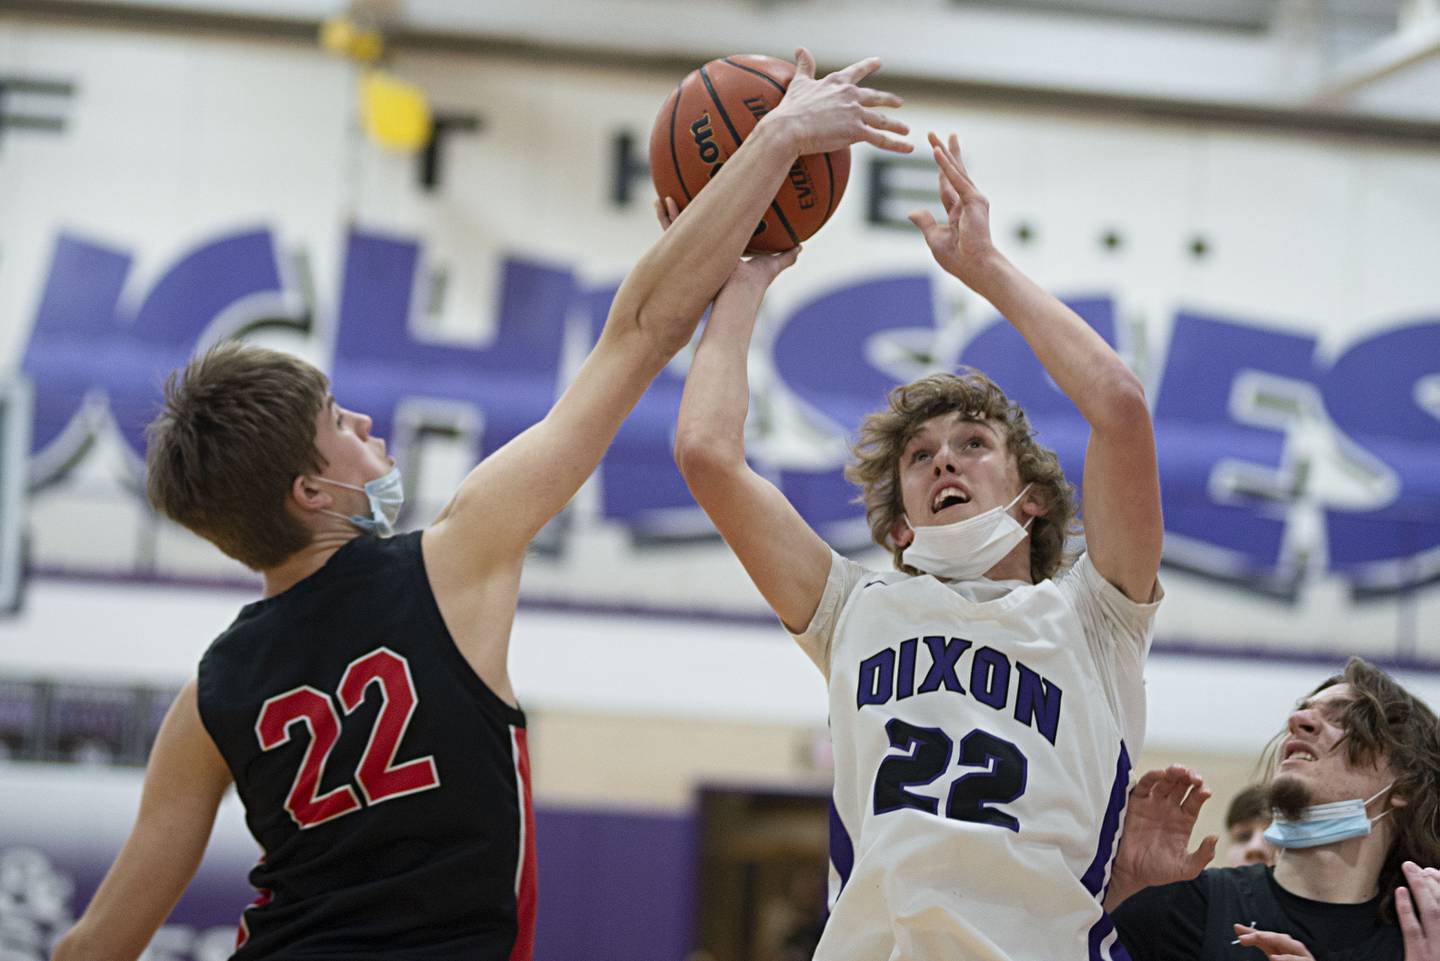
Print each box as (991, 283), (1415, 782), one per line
(699, 64), (800, 247)
(727, 59), (840, 227)
(823, 152), (837, 223)
(721, 57), (787, 94)
(667, 81), (693, 202)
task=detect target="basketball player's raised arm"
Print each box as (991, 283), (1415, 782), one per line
(428, 49), (909, 565)
(53, 681), (232, 961)
(911, 133), (1161, 602)
(673, 247), (834, 634)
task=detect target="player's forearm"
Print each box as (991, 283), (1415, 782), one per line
(53, 903), (162, 961)
(970, 256), (1148, 431)
(611, 119), (798, 357)
(674, 288), (764, 474)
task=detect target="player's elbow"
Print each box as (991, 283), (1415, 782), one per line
(674, 426), (743, 489)
(633, 301), (699, 363)
(1090, 365), (1150, 433)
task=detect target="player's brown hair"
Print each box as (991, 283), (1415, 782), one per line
(845, 370), (1076, 582)
(1225, 784), (1270, 831)
(1319, 658), (1440, 921)
(1262, 657), (1440, 921)
(145, 342), (330, 570)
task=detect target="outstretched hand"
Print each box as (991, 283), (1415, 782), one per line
(909, 131), (1004, 292)
(654, 196), (800, 294)
(1400, 861), (1440, 961)
(1107, 766), (1217, 908)
(1234, 862), (1440, 961)
(765, 48), (912, 157)
(1233, 925), (1315, 961)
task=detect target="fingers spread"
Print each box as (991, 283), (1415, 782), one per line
(940, 178), (961, 216)
(861, 108), (909, 136)
(1131, 770), (1166, 798)
(794, 48), (816, 79)
(907, 209), (938, 234)
(1397, 887), (1424, 952)
(832, 56), (882, 84)
(1235, 927), (1309, 957)
(1187, 835), (1218, 875)
(867, 129), (915, 153)
(858, 88), (904, 109)
(1180, 784), (1212, 818)
(930, 142), (978, 197)
(1404, 861), (1440, 922)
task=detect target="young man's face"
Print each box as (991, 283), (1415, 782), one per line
(1274, 682), (1397, 809)
(311, 395), (393, 506)
(889, 411), (1034, 547)
(1224, 817), (1275, 867)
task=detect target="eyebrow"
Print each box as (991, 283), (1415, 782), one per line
(1298, 695), (1349, 714)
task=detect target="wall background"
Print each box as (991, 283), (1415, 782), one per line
(1, 8), (1437, 961)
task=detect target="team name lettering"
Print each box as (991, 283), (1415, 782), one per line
(856, 637), (1064, 746)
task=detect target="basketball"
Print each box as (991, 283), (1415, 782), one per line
(649, 54), (851, 252)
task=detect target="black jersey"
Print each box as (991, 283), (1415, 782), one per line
(1113, 864), (1401, 961)
(197, 532), (536, 961)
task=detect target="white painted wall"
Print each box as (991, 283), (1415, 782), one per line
(3, 577), (1435, 756)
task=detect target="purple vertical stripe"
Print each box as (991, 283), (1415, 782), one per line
(828, 797), (854, 891)
(1082, 742), (1132, 961)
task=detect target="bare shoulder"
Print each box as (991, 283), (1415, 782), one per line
(420, 526), (522, 708)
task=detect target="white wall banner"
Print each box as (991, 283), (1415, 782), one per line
(2, 22), (1437, 665)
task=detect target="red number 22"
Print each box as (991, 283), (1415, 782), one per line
(255, 647), (441, 829)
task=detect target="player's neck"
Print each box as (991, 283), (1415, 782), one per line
(261, 531), (358, 598)
(981, 541), (1034, 584)
(1270, 832), (1390, 904)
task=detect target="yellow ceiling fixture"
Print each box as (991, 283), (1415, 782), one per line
(358, 69), (432, 151)
(319, 7), (432, 153)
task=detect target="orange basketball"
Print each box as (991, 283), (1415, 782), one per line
(649, 54), (851, 252)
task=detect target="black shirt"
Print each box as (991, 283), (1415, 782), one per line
(197, 532), (536, 960)
(1113, 864), (1401, 961)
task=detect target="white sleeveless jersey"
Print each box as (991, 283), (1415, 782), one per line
(792, 551), (1160, 961)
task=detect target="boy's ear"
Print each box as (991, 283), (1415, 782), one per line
(889, 515), (913, 549)
(292, 474), (330, 512)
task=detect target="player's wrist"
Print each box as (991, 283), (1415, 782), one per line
(950, 249), (1013, 298)
(752, 110), (804, 159)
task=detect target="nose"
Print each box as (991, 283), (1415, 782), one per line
(354, 411), (373, 440)
(931, 443), (959, 475)
(1287, 708), (1319, 737)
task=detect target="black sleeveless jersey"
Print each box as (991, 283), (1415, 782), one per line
(197, 532), (536, 961)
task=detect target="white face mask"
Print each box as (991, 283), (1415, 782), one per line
(315, 465), (404, 537)
(900, 483), (1033, 581)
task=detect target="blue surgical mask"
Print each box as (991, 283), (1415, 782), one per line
(1263, 781), (1395, 850)
(316, 465), (404, 537)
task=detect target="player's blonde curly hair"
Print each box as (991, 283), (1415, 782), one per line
(844, 370), (1077, 582)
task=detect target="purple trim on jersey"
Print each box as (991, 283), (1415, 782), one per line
(1083, 742), (1132, 961)
(828, 798), (854, 891)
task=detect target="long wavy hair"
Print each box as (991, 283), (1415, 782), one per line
(844, 370), (1077, 581)
(1260, 657), (1440, 920)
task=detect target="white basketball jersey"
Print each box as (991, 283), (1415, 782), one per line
(792, 551), (1160, 961)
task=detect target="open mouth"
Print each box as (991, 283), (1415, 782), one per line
(931, 486), (971, 515)
(1282, 742), (1318, 763)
